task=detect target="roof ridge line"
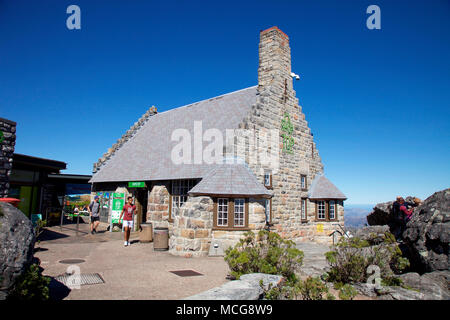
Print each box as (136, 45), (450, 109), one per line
(155, 85), (257, 116)
(93, 106), (158, 173)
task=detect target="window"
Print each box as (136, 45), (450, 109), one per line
(264, 198), (272, 223)
(169, 179), (197, 221)
(214, 197), (249, 229)
(264, 172), (272, 188)
(234, 198), (245, 227)
(217, 198), (229, 227)
(301, 175), (307, 190)
(317, 201), (326, 220)
(329, 200), (336, 220)
(315, 200), (338, 221)
(301, 198), (307, 221)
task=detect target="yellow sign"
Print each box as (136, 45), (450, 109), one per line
(316, 224), (324, 233)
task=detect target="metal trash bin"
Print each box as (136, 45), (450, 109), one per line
(139, 222), (153, 243)
(153, 227), (169, 251)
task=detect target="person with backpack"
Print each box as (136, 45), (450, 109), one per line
(119, 196), (136, 247)
(88, 196), (101, 234)
(392, 196), (417, 240)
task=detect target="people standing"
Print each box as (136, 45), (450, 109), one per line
(88, 196), (101, 234)
(119, 196), (136, 247)
(392, 196), (416, 241)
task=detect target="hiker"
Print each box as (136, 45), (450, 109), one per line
(400, 203), (413, 222)
(88, 196), (101, 234)
(392, 196), (416, 240)
(119, 196), (136, 247)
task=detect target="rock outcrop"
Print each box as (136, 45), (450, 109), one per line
(366, 196), (416, 230)
(403, 189), (449, 273)
(353, 271), (450, 300)
(375, 271), (450, 300)
(184, 273), (283, 300)
(0, 202), (35, 299)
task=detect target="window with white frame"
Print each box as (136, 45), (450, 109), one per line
(301, 198), (307, 220)
(329, 200), (336, 220)
(171, 179), (195, 209)
(234, 198), (245, 227)
(315, 200), (338, 221)
(214, 198), (248, 229)
(317, 201), (326, 220)
(264, 199), (271, 222)
(217, 198), (229, 226)
(264, 172), (272, 188)
(301, 175), (307, 190)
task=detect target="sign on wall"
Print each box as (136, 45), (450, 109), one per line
(128, 181), (145, 188)
(111, 193), (125, 224)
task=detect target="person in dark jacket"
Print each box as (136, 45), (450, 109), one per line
(392, 196), (416, 240)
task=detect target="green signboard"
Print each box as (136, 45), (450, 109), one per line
(128, 181), (145, 188)
(111, 193), (125, 224)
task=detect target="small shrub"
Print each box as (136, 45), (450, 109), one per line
(325, 232), (410, 286)
(260, 280), (294, 300)
(7, 263), (50, 300)
(338, 284), (358, 300)
(381, 276), (403, 287)
(326, 293), (336, 300)
(224, 230), (304, 281)
(297, 276), (331, 300)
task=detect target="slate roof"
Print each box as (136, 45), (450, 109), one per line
(308, 174), (347, 200)
(188, 162), (273, 198)
(90, 86), (258, 183)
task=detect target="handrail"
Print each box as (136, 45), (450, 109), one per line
(329, 224), (352, 245)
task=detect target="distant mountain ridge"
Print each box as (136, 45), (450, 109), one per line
(344, 204), (374, 229)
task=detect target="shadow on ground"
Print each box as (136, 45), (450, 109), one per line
(38, 229), (71, 241)
(48, 278), (71, 300)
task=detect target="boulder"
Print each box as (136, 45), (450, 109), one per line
(403, 189), (449, 273)
(377, 285), (424, 300)
(0, 202), (36, 299)
(183, 273), (283, 300)
(353, 283), (378, 298)
(354, 225), (390, 244)
(399, 271), (450, 300)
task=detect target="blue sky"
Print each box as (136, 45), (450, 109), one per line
(1, 0), (449, 205)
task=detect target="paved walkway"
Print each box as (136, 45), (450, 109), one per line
(35, 222), (229, 300)
(295, 242), (331, 278)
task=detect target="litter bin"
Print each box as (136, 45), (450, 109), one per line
(139, 222), (153, 243)
(153, 227), (169, 251)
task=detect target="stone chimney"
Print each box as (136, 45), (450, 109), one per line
(258, 26), (292, 91)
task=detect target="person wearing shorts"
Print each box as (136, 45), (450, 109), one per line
(88, 196), (101, 234)
(119, 196), (136, 247)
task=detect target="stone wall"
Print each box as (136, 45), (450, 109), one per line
(0, 118), (16, 198)
(169, 197), (269, 257)
(169, 196), (213, 257)
(294, 201), (345, 244)
(147, 182), (171, 232)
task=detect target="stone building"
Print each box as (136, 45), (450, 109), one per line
(90, 26), (346, 256)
